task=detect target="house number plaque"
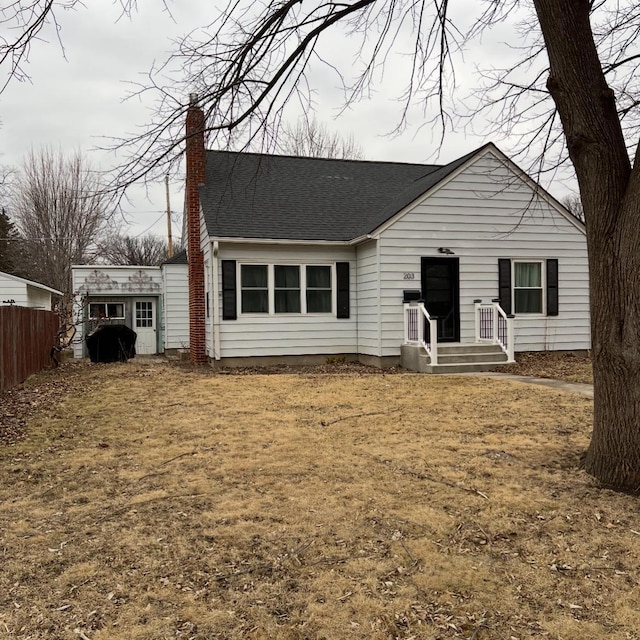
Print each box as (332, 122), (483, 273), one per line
(403, 273), (416, 280)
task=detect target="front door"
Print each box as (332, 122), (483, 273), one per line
(421, 257), (460, 342)
(134, 298), (157, 354)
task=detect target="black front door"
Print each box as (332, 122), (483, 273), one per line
(421, 257), (460, 342)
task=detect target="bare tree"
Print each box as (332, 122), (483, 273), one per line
(11, 147), (112, 298)
(5, 2), (640, 489)
(278, 118), (364, 159)
(100, 234), (177, 266)
(561, 196), (585, 224)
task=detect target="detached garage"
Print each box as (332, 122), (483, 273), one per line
(71, 265), (163, 358)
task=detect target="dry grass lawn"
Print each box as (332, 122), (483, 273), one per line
(0, 361), (638, 640)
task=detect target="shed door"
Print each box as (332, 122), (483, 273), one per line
(421, 257), (460, 342)
(134, 299), (157, 354)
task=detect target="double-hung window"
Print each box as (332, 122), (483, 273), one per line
(241, 264), (268, 313)
(306, 266), (332, 313)
(513, 261), (543, 313)
(237, 263), (334, 314)
(274, 265), (301, 313)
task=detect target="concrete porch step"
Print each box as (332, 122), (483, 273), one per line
(400, 342), (513, 374)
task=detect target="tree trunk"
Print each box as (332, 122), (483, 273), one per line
(533, 0), (640, 489)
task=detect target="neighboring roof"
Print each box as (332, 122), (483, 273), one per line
(200, 145), (492, 242)
(161, 249), (187, 265)
(0, 270), (63, 296)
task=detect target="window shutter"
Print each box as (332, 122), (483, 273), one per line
(546, 259), (559, 316)
(221, 260), (237, 320)
(336, 262), (350, 319)
(498, 259), (512, 314)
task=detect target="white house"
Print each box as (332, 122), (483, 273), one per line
(0, 271), (62, 311)
(71, 260), (188, 359)
(71, 99), (590, 370)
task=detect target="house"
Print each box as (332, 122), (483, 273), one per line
(0, 271), (62, 311)
(71, 97), (590, 369)
(182, 97), (589, 369)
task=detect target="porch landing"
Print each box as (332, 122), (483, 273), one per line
(401, 342), (510, 374)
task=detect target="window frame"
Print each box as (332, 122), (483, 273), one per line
(236, 262), (336, 316)
(88, 301), (125, 320)
(512, 260), (545, 315)
(240, 263), (269, 314)
(274, 264), (302, 314)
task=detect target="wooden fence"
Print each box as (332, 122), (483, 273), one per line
(0, 306), (60, 394)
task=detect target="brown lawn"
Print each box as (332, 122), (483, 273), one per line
(0, 360), (638, 640)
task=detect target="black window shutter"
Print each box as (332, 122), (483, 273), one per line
(336, 262), (350, 319)
(498, 259), (512, 314)
(221, 260), (237, 320)
(546, 259), (559, 316)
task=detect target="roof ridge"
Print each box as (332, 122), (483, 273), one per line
(204, 148), (443, 169)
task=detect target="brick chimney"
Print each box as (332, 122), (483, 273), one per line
(185, 93), (207, 365)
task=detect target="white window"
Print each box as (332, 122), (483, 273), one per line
(274, 265), (301, 313)
(238, 263), (333, 315)
(241, 264), (268, 313)
(513, 261), (543, 314)
(135, 301), (153, 328)
(306, 265), (332, 313)
(89, 302), (125, 319)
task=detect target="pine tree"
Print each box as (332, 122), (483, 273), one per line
(0, 208), (24, 275)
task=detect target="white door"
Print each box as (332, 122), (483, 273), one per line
(134, 299), (157, 354)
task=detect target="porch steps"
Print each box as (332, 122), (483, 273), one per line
(400, 343), (510, 374)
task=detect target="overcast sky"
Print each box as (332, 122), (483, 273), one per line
(0, 1), (576, 241)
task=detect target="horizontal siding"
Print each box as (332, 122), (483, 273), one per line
(217, 243), (357, 358)
(25, 286), (52, 310)
(162, 264), (189, 350)
(356, 240), (379, 356)
(0, 276), (29, 307)
(377, 150), (590, 356)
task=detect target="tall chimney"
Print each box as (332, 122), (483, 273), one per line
(185, 94), (207, 364)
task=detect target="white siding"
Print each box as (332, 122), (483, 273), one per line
(25, 285), (53, 309)
(161, 263), (189, 350)
(376, 150), (590, 355)
(0, 273), (56, 310)
(355, 240), (380, 356)
(216, 243), (357, 358)
(0, 273), (29, 307)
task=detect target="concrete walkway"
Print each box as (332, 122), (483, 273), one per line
(470, 371), (594, 397)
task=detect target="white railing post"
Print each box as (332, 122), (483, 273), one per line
(474, 299), (482, 342)
(403, 303), (411, 343)
(492, 298), (500, 344)
(506, 314), (515, 363)
(429, 317), (438, 365)
(417, 305), (425, 345)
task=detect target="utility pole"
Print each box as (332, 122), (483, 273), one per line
(165, 175), (173, 258)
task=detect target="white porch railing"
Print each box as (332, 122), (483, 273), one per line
(474, 298), (515, 363)
(403, 302), (438, 365)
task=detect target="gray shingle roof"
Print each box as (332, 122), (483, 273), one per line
(161, 248), (187, 265)
(200, 144), (490, 242)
